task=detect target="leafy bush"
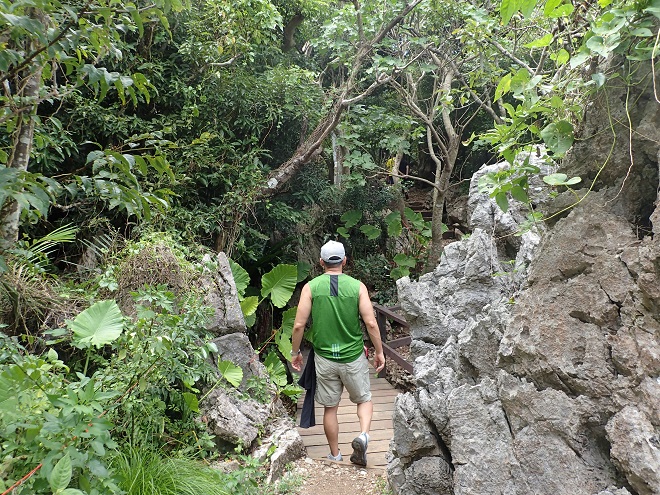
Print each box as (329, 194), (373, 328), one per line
(349, 254), (397, 304)
(0, 336), (121, 495)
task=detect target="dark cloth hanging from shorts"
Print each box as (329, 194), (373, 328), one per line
(297, 348), (317, 428)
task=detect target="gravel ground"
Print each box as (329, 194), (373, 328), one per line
(282, 456), (390, 495)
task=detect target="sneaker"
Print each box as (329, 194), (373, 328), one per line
(327, 451), (342, 462)
(350, 433), (368, 466)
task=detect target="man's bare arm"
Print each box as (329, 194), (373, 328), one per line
(358, 282), (385, 371)
(291, 283), (312, 371)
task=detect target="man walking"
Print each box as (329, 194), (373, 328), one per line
(291, 240), (386, 466)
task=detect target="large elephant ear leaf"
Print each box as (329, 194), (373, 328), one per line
(69, 300), (124, 349)
(217, 359), (243, 388)
(229, 258), (250, 298)
(275, 307), (297, 358)
(261, 264), (298, 308)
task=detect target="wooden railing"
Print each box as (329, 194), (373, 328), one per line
(372, 303), (412, 378)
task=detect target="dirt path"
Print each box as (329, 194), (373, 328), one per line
(286, 456), (390, 495)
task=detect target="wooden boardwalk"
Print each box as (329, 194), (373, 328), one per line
(295, 367), (398, 471)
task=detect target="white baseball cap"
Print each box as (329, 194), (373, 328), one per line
(320, 240), (345, 264)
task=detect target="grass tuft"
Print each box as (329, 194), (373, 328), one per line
(110, 447), (230, 495)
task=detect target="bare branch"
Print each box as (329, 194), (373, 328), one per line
(486, 37), (534, 75)
(210, 55), (241, 67)
(430, 47), (503, 125)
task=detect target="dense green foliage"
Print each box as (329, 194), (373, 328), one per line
(2, 0), (659, 491)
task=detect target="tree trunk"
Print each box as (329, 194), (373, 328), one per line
(0, 30), (43, 244)
(426, 70), (459, 271)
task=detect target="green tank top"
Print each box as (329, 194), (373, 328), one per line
(308, 273), (363, 363)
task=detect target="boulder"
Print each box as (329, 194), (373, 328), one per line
(201, 388), (270, 448)
(397, 229), (508, 355)
(390, 393), (442, 462)
(398, 457), (453, 495)
(211, 332), (271, 392)
(252, 417), (306, 483)
(606, 406), (660, 495)
(201, 252), (246, 336)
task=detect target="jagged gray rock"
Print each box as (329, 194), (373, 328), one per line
(594, 488), (633, 495)
(398, 457), (454, 495)
(201, 252), (246, 336)
(606, 406), (660, 495)
(390, 393), (442, 462)
(253, 417), (306, 483)
(212, 332), (270, 391)
(397, 229), (508, 356)
(201, 388), (270, 448)
(388, 116), (660, 495)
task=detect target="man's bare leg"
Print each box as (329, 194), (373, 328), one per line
(324, 405), (340, 457)
(356, 400), (373, 434)
(350, 401), (373, 466)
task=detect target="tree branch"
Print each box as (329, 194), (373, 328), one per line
(0, 0), (95, 85)
(486, 37), (534, 75)
(261, 0), (424, 197)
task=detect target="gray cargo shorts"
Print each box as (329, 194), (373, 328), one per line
(314, 352), (371, 407)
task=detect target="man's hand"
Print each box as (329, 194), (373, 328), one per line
(373, 351), (385, 372)
(291, 353), (304, 372)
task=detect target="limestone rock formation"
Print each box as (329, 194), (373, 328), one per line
(387, 62), (660, 494)
(201, 252), (247, 336)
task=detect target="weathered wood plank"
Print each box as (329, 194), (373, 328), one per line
(298, 417), (392, 435)
(304, 439), (390, 468)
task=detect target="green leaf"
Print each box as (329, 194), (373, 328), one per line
(592, 72), (607, 88)
(556, 48), (570, 66)
(61, 489), (85, 495)
(275, 307), (297, 358)
(264, 351), (287, 387)
(340, 209), (362, 228)
(524, 33), (553, 48)
(570, 50), (591, 69)
(336, 226), (350, 238)
(543, 173), (582, 186)
(261, 264), (298, 308)
(393, 253), (417, 268)
(245, 312), (256, 328)
(510, 185), (529, 203)
(500, 0), (517, 25)
(296, 262), (312, 282)
(217, 360), (243, 387)
(494, 73), (512, 102)
(586, 36), (609, 57)
(630, 27), (653, 37)
(68, 300), (123, 349)
(390, 266), (410, 280)
(182, 392), (199, 413)
(359, 224), (381, 240)
(240, 296), (259, 317)
(229, 259), (250, 297)
(384, 211), (402, 237)
(279, 384), (303, 398)
(519, 0), (537, 17)
(495, 192), (509, 213)
(540, 120), (574, 155)
(49, 454), (72, 492)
